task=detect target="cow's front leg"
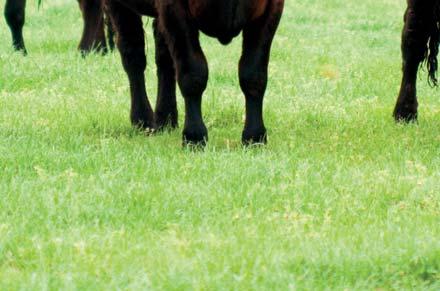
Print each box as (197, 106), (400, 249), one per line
(240, 0), (284, 145)
(394, 3), (436, 122)
(107, 0), (154, 129)
(4, 0), (27, 54)
(158, 4), (208, 145)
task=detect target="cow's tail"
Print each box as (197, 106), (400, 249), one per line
(425, 6), (440, 87)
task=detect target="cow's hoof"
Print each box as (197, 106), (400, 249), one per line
(155, 110), (178, 131)
(15, 47), (27, 56)
(242, 128), (267, 146)
(182, 123), (208, 147)
(131, 111), (156, 132)
(393, 103), (418, 123)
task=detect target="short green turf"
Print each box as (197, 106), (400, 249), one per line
(0, 0), (439, 290)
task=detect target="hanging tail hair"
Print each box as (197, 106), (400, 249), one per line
(425, 5), (440, 87)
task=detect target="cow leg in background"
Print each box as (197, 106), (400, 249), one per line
(159, 4), (208, 145)
(107, 0), (155, 129)
(106, 15), (115, 52)
(393, 1), (436, 122)
(78, 0), (107, 55)
(153, 19), (178, 130)
(240, 0), (284, 144)
(4, 0), (27, 54)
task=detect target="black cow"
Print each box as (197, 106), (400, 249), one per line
(394, 0), (440, 122)
(105, 0), (284, 146)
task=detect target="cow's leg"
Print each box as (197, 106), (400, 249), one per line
(4, 0), (27, 54)
(107, 0), (154, 129)
(393, 1), (436, 122)
(159, 4), (208, 145)
(240, 0), (284, 144)
(78, 0), (108, 55)
(153, 19), (178, 130)
(106, 15), (115, 52)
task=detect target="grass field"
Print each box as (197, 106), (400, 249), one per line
(1, 0), (439, 289)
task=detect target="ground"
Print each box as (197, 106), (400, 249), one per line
(0, 0), (439, 289)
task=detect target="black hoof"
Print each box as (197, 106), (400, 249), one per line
(80, 47), (108, 58)
(182, 123), (208, 147)
(242, 128), (267, 146)
(13, 45), (27, 55)
(131, 111), (156, 131)
(155, 110), (178, 131)
(393, 103), (418, 123)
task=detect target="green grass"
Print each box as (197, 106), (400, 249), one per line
(1, 0), (439, 289)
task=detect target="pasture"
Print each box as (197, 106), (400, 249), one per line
(1, 0), (439, 289)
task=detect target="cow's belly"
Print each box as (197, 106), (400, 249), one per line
(188, 0), (268, 44)
(120, 0), (157, 16)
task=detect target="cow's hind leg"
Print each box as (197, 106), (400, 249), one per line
(159, 5), (208, 145)
(153, 19), (178, 130)
(240, 0), (284, 145)
(106, 15), (115, 52)
(78, 0), (108, 55)
(107, 0), (154, 129)
(394, 1), (437, 122)
(4, 0), (27, 54)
